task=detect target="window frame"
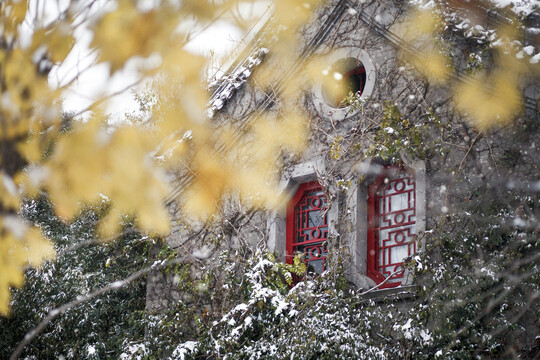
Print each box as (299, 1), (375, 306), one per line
(312, 47), (376, 122)
(267, 159), (425, 292)
(286, 181), (329, 274)
(366, 165), (417, 289)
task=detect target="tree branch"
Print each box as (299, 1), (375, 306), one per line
(10, 257), (183, 360)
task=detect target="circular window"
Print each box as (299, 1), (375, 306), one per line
(321, 58), (367, 108)
(312, 48), (376, 121)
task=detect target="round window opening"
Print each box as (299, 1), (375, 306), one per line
(321, 58), (366, 108)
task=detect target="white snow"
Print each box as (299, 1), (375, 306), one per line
(171, 341), (197, 360)
(513, 217), (527, 227)
(272, 297), (288, 315)
(490, 0), (539, 15)
(110, 280), (123, 289)
(87, 345), (96, 355)
(523, 45), (535, 56)
(420, 329), (432, 343)
(209, 47), (268, 114)
(234, 303), (249, 312)
(480, 267), (497, 280)
(192, 245), (212, 259)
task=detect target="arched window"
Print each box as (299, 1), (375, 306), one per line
(286, 181), (328, 275)
(367, 167), (416, 288)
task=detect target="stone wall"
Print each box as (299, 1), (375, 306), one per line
(146, 0), (539, 321)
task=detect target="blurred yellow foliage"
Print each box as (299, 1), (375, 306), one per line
(45, 118), (171, 236)
(406, 8), (443, 36)
(397, 8), (451, 84)
(1, 0), (27, 34)
(183, 109), (307, 218)
(0, 0), (317, 315)
(91, 0), (179, 73)
(0, 0), (533, 324)
(401, 6), (535, 130)
(409, 49), (451, 84)
(454, 70), (522, 130)
(0, 218), (54, 315)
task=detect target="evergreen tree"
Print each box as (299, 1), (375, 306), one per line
(0, 197), (149, 359)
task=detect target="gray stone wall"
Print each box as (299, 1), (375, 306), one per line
(146, 0), (539, 314)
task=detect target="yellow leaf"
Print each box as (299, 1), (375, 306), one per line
(406, 8), (441, 38)
(2, 0), (27, 34)
(46, 26), (75, 63)
(25, 228), (54, 266)
(0, 217), (55, 315)
(180, 0), (217, 20)
(454, 72), (522, 130)
(409, 50), (451, 84)
(98, 208), (122, 239)
(46, 117), (171, 237)
(184, 151), (231, 218)
(91, 1), (178, 73)
(3, 49), (40, 111)
(138, 203), (170, 235)
(17, 137), (41, 163)
(274, 0), (321, 31)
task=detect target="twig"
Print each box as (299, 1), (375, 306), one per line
(485, 137), (499, 173)
(357, 267), (402, 297)
(458, 132), (482, 172)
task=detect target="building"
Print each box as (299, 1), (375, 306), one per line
(145, 0), (539, 357)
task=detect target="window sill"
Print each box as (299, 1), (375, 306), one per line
(359, 285), (417, 303)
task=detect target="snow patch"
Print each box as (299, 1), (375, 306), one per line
(171, 341), (198, 360)
(87, 345), (96, 356)
(208, 47), (268, 114)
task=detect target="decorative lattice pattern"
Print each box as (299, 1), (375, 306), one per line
(368, 168), (416, 288)
(375, 173), (416, 284)
(292, 183), (328, 274)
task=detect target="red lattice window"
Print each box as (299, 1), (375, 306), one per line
(367, 167), (416, 288)
(286, 181), (328, 275)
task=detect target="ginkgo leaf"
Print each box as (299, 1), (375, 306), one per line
(46, 26), (76, 63)
(184, 150), (231, 218)
(409, 50), (451, 84)
(17, 137), (42, 163)
(24, 228), (54, 267)
(2, 0), (27, 34)
(454, 72), (522, 130)
(0, 217), (54, 315)
(91, 0), (178, 73)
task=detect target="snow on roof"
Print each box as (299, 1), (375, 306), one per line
(490, 0), (539, 16)
(409, 0), (540, 60)
(207, 47), (269, 117)
(207, 1), (538, 118)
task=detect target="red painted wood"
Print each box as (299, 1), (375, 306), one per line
(367, 166), (416, 289)
(286, 181), (328, 276)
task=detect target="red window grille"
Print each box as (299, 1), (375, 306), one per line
(286, 181), (328, 275)
(367, 167), (416, 288)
